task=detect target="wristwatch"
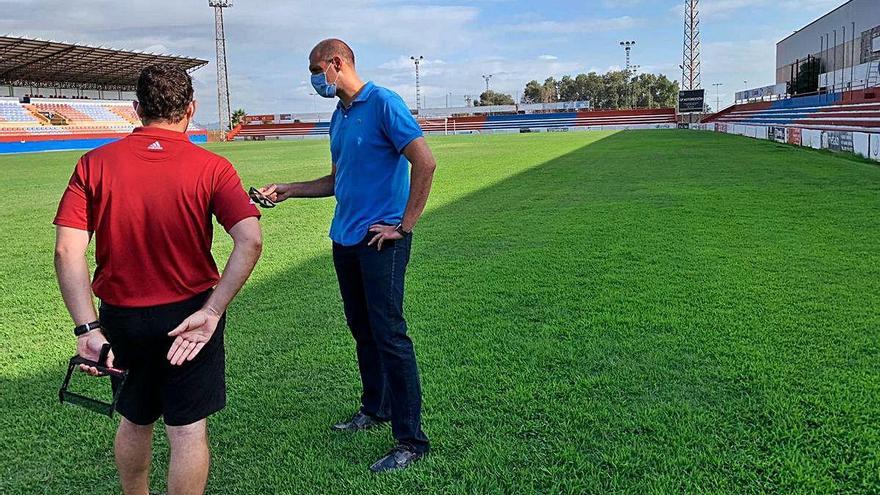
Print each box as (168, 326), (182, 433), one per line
(395, 224), (412, 237)
(74, 320), (101, 337)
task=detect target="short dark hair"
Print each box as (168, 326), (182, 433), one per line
(136, 64), (194, 123)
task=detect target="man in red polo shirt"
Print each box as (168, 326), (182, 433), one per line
(53, 64), (262, 495)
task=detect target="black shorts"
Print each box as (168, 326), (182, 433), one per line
(99, 290), (226, 426)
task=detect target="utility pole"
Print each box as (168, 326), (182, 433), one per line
(482, 74), (493, 92)
(410, 55), (424, 115)
(209, 0), (232, 137)
(712, 82), (723, 112)
(682, 0), (701, 90)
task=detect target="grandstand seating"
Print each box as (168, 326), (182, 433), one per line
(231, 108), (677, 139)
(0, 99), (202, 142)
(0, 100), (40, 124)
(109, 105), (142, 125)
(705, 91), (880, 132)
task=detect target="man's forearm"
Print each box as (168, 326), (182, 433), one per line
(401, 169), (434, 231)
(204, 217), (263, 316)
(55, 254), (97, 325)
(288, 175), (335, 198)
(203, 234), (262, 315)
(400, 139), (436, 231)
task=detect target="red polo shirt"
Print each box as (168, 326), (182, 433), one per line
(53, 127), (260, 308)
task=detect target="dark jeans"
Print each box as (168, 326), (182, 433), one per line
(332, 231), (429, 452)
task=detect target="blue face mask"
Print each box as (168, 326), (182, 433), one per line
(311, 63), (338, 98)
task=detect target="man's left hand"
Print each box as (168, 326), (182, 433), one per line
(167, 308), (221, 366)
(368, 224), (403, 251)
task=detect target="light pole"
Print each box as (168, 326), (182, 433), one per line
(446, 91), (453, 108)
(619, 40), (636, 72)
(620, 42), (635, 109)
(482, 74), (493, 93)
(712, 82), (723, 112)
(410, 55), (424, 115)
(308, 92), (318, 113)
(209, 0), (233, 136)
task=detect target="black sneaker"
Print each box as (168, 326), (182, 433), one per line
(331, 411), (389, 431)
(369, 444), (428, 473)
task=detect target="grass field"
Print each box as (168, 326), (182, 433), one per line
(0, 130), (878, 494)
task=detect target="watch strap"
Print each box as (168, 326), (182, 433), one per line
(74, 320), (101, 337)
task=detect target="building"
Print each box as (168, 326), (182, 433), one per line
(776, 0), (880, 91)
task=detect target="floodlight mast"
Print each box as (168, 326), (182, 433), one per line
(619, 41), (635, 72)
(482, 74), (493, 92)
(209, 0), (232, 138)
(411, 55), (424, 115)
(682, 0), (701, 90)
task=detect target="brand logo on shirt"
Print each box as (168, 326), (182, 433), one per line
(147, 141), (164, 151)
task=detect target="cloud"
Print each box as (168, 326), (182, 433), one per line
(0, 0), (484, 121)
(696, 0), (843, 20)
(538, 55), (559, 61)
(504, 16), (641, 34)
(379, 57), (446, 71)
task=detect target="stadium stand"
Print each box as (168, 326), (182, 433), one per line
(230, 108), (677, 140)
(0, 36), (208, 153)
(704, 91), (880, 132)
(0, 99), (40, 124)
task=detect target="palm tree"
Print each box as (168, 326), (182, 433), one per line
(231, 108), (246, 128)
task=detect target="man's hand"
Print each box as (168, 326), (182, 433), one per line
(167, 309), (221, 366)
(257, 183), (292, 203)
(367, 224), (404, 251)
(76, 330), (115, 376)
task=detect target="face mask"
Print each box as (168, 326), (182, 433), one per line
(311, 62), (338, 98)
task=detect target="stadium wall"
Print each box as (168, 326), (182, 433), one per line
(0, 130), (208, 154)
(691, 121), (880, 162)
(233, 108), (678, 140)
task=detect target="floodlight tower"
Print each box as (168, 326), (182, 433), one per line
(682, 0), (701, 90)
(712, 82), (723, 111)
(411, 55), (424, 115)
(209, 0), (232, 137)
(619, 41), (635, 72)
(482, 74), (493, 92)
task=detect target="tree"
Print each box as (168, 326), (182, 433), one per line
(231, 108), (246, 128)
(558, 75), (578, 101)
(521, 69), (679, 110)
(476, 90), (515, 106)
(522, 80), (543, 103)
(792, 56), (821, 95)
(600, 71), (629, 109)
(542, 77), (559, 103)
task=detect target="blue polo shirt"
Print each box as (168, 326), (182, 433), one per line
(329, 81), (423, 246)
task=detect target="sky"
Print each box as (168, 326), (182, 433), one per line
(0, 0), (847, 125)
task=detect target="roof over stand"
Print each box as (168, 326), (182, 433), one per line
(0, 36), (208, 91)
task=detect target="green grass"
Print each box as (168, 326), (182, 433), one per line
(0, 130), (878, 494)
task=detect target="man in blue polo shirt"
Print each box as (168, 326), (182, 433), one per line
(259, 39), (436, 472)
